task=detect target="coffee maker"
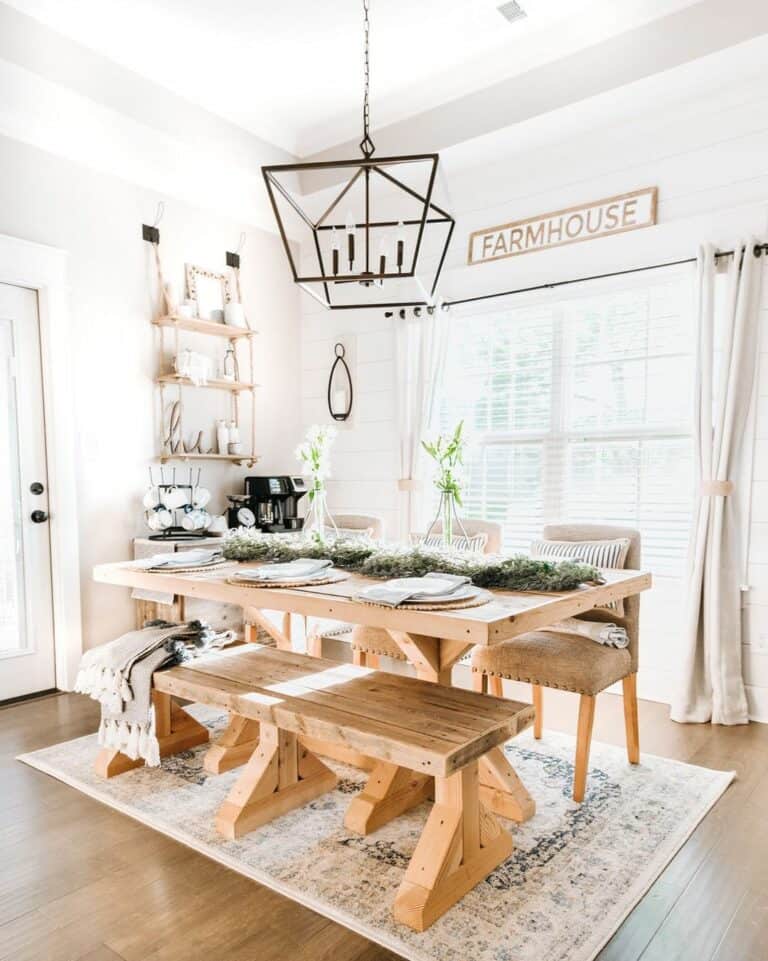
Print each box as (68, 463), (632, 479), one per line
(226, 475), (308, 533)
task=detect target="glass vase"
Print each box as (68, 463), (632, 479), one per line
(425, 492), (467, 549)
(442, 492), (454, 546)
(303, 483), (338, 540)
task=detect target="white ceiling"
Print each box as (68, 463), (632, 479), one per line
(5, 0), (702, 156)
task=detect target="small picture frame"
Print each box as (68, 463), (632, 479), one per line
(185, 264), (232, 322)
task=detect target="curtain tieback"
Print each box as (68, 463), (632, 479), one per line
(398, 478), (420, 492)
(701, 479), (734, 496)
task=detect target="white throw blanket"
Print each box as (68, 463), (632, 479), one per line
(75, 621), (232, 766)
(542, 617), (629, 649)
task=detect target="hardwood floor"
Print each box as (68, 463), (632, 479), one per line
(1, 689), (766, 961)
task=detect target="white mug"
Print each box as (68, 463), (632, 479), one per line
(142, 486), (159, 509)
(181, 510), (204, 531)
(208, 514), (228, 534)
(224, 302), (247, 329)
(192, 486), (211, 508)
(147, 508), (173, 530)
(164, 486), (188, 509)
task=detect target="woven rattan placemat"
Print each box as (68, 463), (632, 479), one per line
(353, 589), (492, 611)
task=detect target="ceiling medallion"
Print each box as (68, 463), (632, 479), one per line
(261, 0), (455, 310)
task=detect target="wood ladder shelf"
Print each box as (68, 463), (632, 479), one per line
(153, 315), (257, 339)
(157, 373), (258, 393)
(158, 451), (259, 466)
(153, 290), (258, 465)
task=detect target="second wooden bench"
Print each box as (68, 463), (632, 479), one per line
(152, 645), (535, 931)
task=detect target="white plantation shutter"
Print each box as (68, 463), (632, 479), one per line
(432, 267), (695, 575)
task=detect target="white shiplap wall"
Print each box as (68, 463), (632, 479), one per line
(298, 69), (768, 718)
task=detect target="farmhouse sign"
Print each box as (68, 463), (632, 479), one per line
(467, 187), (658, 266)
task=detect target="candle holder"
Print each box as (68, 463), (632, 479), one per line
(327, 343), (353, 422)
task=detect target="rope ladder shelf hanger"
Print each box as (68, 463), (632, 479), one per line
(261, 0), (455, 311)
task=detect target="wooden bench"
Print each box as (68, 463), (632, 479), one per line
(148, 645), (534, 930)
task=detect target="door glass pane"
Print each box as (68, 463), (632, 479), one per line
(0, 318), (27, 653)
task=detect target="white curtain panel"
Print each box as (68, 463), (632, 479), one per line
(672, 242), (764, 725)
(395, 310), (448, 540)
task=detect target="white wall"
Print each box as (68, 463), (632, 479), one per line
(299, 59), (768, 718)
(0, 3), (293, 233)
(0, 134), (302, 652)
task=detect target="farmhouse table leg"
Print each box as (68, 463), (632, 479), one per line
(215, 722), (337, 839)
(344, 761), (432, 835)
(242, 606), (292, 650)
(386, 630), (536, 824)
(203, 713), (261, 774)
(393, 762), (512, 931)
(94, 691), (210, 778)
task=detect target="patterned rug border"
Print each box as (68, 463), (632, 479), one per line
(18, 730), (735, 961)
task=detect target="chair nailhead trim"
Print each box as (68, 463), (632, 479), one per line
(350, 646), (407, 660)
(472, 666), (594, 696)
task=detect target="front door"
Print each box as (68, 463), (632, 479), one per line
(0, 283), (56, 700)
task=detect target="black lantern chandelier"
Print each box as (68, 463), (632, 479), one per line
(261, 0), (455, 310)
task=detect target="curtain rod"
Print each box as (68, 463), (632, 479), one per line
(442, 242), (768, 310)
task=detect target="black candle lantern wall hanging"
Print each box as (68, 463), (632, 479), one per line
(261, 0), (454, 310)
(327, 344), (353, 422)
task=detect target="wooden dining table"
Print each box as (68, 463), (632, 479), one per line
(93, 560), (651, 824)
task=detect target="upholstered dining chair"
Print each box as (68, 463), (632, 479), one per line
(325, 512), (385, 541)
(471, 523), (641, 803)
(344, 518), (503, 669)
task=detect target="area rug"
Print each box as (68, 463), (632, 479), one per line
(19, 707), (733, 961)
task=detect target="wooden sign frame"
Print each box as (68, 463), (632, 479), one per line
(467, 187), (658, 266)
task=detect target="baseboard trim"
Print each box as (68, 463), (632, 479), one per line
(0, 688), (60, 710)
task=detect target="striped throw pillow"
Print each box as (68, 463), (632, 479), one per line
(530, 537), (631, 615)
(411, 532), (488, 554)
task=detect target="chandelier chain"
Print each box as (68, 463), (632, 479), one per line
(360, 0), (375, 157)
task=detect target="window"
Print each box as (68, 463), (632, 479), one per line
(431, 269), (694, 576)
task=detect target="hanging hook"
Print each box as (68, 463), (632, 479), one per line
(227, 233), (246, 269)
(142, 202), (164, 244)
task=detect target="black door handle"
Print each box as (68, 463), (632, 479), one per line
(30, 510), (48, 523)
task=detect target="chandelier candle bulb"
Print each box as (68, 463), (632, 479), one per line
(331, 227), (340, 276)
(396, 221), (405, 270)
(346, 213), (356, 268)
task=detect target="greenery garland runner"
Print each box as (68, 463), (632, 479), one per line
(223, 531), (604, 593)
